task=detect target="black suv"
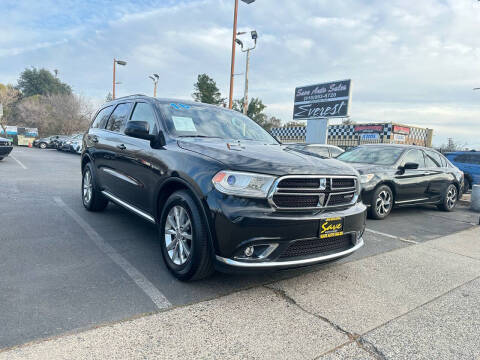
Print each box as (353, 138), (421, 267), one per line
(81, 95), (366, 280)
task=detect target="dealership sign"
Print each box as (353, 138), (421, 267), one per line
(361, 133), (380, 140)
(394, 134), (406, 142)
(393, 125), (410, 135)
(293, 79), (351, 120)
(354, 125), (383, 133)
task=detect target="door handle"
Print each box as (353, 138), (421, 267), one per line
(117, 144), (126, 150)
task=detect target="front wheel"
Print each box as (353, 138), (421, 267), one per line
(368, 185), (393, 220)
(463, 178), (470, 194)
(82, 163), (108, 211)
(438, 184), (457, 212)
(159, 190), (214, 281)
(39, 142), (47, 149)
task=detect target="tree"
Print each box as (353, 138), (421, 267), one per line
(105, 92), (113, 102)
(192, 74), (225, 105)
(342, 118), (355, 125)
(16, 93), (93, 136)
(284, 121), (306, 127)
(232, 97), (280, 132)
(0, 83), (21, 136)
(17, 67), (72, 97)
(438, 138), (467, 153)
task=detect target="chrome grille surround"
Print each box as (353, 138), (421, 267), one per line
(267, 175), (358, 210)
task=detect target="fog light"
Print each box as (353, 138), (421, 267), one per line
(244, 246), (254, 257)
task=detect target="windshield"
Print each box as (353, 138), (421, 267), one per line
(158, 102), (277, 144)
(337, 146), (405, 165)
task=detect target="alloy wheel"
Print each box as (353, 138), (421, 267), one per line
(375, 190), (391, 216)
(164, 205), (192, 265)
(446, 186), (457, 209)
(83, 170), (93, 205)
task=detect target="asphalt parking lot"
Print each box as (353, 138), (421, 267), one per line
(1, 146), (478, 351)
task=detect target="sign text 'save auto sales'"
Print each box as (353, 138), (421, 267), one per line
(293, 79), (351, 120)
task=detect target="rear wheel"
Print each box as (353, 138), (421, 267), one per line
(438, 184), (457, 212)
(82, 162), (108, 211)
(159, 190), (214, 281)
(369, 185), (393, 220)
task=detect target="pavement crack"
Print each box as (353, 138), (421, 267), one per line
(356, 337), (387, 359)
(266, 286), (358, 341)
(267, 286), (388, 359)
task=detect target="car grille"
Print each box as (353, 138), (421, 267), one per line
(270, 176), (357, 210)
(0, 141), (10, 146)
(280, 234), (354, 259)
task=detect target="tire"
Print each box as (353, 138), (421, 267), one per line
(39, 142), (47, 149)
(159, 190), (214, 281)
(463, 178), (470, 194)
(368, 185), (394, 220)
(438, 183), (458, 212)
(0, 157), (3, 161)
(82, 162), (108, 211)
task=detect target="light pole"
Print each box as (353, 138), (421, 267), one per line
(228, 0), (255, 109)
(149, 74), (159, 97)
(113, 59), (127, 100)
(236, 30), (257, 115)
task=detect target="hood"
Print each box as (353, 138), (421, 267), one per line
(177, 138), (358, 176)
(345, 162), (395, 174)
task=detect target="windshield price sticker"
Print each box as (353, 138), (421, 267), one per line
(319, 217), (344, 239)
(172, 116), (197, 132)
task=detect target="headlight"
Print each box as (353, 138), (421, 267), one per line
(360, 173), (375, 183)
(212, 171), (276, 198)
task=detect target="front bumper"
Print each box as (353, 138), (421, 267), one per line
(207, 191), (366, 270)
(0, 146), (13, 157)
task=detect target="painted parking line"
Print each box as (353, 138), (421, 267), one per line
(53, 196), (172, 310)
(10, 154), (27, 169)
(365, 228), (419, 244)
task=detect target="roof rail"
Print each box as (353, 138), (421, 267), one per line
(112, 94), (147, 101)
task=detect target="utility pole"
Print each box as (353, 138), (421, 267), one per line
(228, 0), (255, 109)
(236, 30), (257, 115)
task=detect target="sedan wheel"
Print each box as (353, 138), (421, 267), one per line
(164, 205), (192, 265)
(369, 185), (394, 220)
(39, 142), (47, 149)
(438, 184), (457, 212)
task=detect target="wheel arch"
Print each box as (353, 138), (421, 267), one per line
(155, 177), (216, 255)
(375, 181), (397, 205)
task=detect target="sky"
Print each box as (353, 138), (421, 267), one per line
(1, 0), (479, 148)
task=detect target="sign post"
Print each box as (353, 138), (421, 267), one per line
(293, 79), (352, 144)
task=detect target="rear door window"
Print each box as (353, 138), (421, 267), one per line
(106, 103), (133, 133)
(424, 150), (441, 168)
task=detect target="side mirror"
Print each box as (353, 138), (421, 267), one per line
(400, 162), (419, 170)
(125, 121), (154, 141)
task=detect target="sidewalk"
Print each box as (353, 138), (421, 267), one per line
(2, 227), (479, 360)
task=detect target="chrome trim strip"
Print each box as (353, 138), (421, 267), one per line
(101, 191), (156, 223)
(102, 167), (140, 186)
(216, 237), (364, 268)
(395, 197), (430, 204)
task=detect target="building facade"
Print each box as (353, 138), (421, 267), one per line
(271, 122), (433, 148)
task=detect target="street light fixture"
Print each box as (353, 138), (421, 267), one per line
(149, 74), (160, 97)
(228, 0), (256, 109)
(236, 30), (258, 115)
(113, 58), (127, 99)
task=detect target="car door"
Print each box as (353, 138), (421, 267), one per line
(423, 149), (446, 202)
(394, 149), (430, 203)
(95, 102), (133, 194)
(113, 101), (163, 214)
